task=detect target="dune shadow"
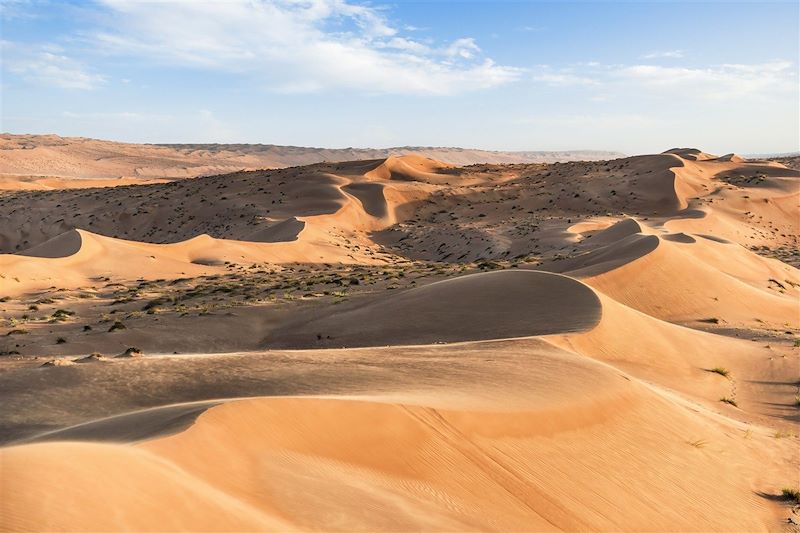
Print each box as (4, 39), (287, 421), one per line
(22, 400), (222, 445)
(15, 229), (82, 258)
(263, 270), (603, 349)
(343, 182), (388, 218)
(245, 216), (306, 243)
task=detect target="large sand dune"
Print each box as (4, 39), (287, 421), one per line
(265, 270), (602, 348)
(552, 220), (799, 328)
(1, 145), (798, 531)
(3, 387), (787, 532)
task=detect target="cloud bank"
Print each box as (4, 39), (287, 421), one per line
(90, 0), (520, 95)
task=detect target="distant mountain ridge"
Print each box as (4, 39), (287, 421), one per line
(156, 141), (626, 166)
(0, 134), (625, 185)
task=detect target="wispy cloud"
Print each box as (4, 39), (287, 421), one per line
(0, 0), (38, 20)
(642, 50), (684, 59)
(1, 41), (106, 90)
(531, 60), (795, 99)
(83, 0), (520, 95)
(532, 66), (599, 86)
(617, 61), (795, 98)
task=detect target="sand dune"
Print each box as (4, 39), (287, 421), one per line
(0, 227), (369, 296)
(579, 232), (798, 328)
(549, 290), (797, 421)
(2, 369), (790, 531)
(0, 155), (433, 255)
(548, 217), (800, 328)
(365, 154), (455, 183)
(1, 146), (798, 532)
(664, 147), (718, 161)
(266, 270), (602, 348)
(244, 216), (306, 242)
(2, 148), (796, 263)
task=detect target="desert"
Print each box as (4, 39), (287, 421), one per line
(0, 134), (798, 531)
(2, 0), (799, 531)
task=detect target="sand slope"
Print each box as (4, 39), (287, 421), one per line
(266, 270), (602, 348)
(554, 221), (799, 328)
(2, 380), (788, 531)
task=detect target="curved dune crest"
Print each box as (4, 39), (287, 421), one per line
(365, 154), (454, 183)
(715, 153), (745, 163)
(267, 270), (602, 348)
(663, 147), (717, 161)
(549, 232), (659, 277)
(0, 225), (374, 296)
(342, 182), (389, 218)
(582, 217), (643, 245)
(28, 401), (222, 444)
(580, 232), (799, 326)
(245, 217), (306, 243)
(602, 153), (702, 213)
(661, 232), (696, 243)
(15, 228), (84, 258)
(547, 213), (800, 327)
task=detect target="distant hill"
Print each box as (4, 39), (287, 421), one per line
(763, 154), (800, 170)
(0, 133), (624, 187)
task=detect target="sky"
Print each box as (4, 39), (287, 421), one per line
(1, 0), (798, 155)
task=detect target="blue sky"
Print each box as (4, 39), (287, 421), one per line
(1, 0), (798, 154)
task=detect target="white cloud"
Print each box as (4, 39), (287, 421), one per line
(444, 38), (480, 59)
(642, 50), (684, 59)
(617, 61), (795, 98)
(2, 41), (106, 90)
(86, 0), (519, 95)
(531, 60), (795, 100)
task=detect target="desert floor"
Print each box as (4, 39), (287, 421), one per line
(0, 141), (798, 531)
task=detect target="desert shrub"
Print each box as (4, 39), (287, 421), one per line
(781, 488), (800, 504)
(720, 397), (738, 407)
(52, 309), (75, 321)
(708, 367), (730, 378)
